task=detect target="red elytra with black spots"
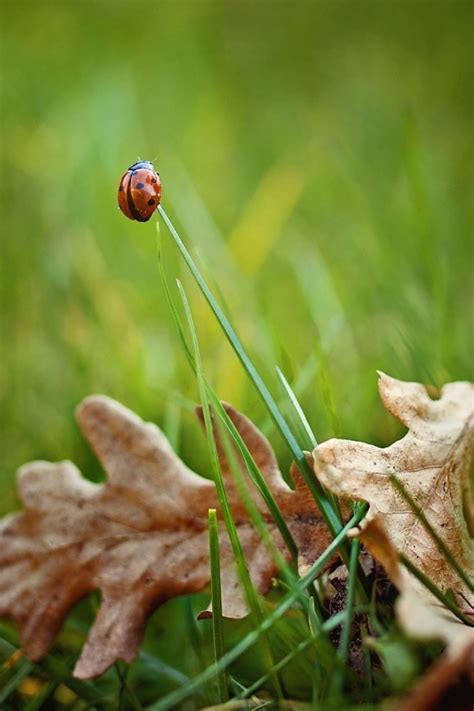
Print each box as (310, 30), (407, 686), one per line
(118, 160), (162, 222)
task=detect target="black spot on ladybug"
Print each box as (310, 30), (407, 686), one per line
(151, 177), (157, 183)
(135, 182), (145, 189)
(148, 199), (155, 206)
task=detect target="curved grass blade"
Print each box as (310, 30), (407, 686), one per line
(275, 366), (317, 449)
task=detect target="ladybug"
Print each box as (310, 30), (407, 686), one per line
(118, 160), (162, 222)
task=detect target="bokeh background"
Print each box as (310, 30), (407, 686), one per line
(1, 0), (473, 517)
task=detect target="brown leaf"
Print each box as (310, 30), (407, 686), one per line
(0, 396), (331, 679)
(312, 373), (474, 670)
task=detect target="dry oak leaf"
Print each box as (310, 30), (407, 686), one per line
(312, 372), (474, 672)
(0, 396), (332, 679)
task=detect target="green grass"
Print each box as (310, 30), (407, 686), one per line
(207, 509), (228, 703)
(0, 0), (473, 708)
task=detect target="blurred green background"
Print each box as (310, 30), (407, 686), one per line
(1, 0), (473, 516)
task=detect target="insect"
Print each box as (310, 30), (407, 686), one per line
(118, 160), (162, 222)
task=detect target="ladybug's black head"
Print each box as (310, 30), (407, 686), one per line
(128, 160), (155, 172)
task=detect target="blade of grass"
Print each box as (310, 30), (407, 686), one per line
(146, 508), (365, 711)
(338, 538), (361, 658)
(274, 367), (369, 609)
(331, 538), (361, 695)
(0, 658), (34, 703)
(214, 415), (290, 573)
(259, 354), (318, 438)
(211, 409), (316, 621)
(275, 366), (344, 525)
(157, 230), (194, 368)
(23, 680), (58, 710)
(307, 596), (323, 634)
(177, 281), (257, 610)
(180, 597), (210, 701)
(236, 610), (349, 704)
(0, 648), (23, 691)
(177, 279), (283, 699)
(157, 207), (342, 537)
(36, 663), (105, 704)
(138, 651), (190, 687)
(208, 508), (229, 703)
(275, 366), (318, 449)
(306, 596), (333, 701)
(367, 582), (386, 638)
(390, 474), (473, 593)
(360, 622), (373, 702)
(399, 554), (474, 626)
(228, 676), (248, 697)
(162, 400), (182, 453)
(209, 395), (298, 564)
(115, 662), (144, 711)
(237, 636), (314, 700)
(0, 627), (106, 704)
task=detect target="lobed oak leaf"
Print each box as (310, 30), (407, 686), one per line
(0, 396), (332, 679)
(312, 372), (474, 674)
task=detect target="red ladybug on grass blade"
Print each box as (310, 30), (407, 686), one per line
(118, 160), (162, 222)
